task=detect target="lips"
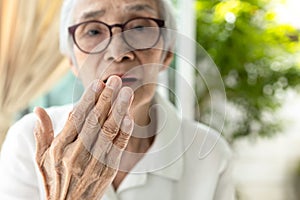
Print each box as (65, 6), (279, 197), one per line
(121, 77), (138, 83)
(103, 74), (138, 85)
(102, 74), (123, 83)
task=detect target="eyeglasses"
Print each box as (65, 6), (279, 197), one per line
(68, 17), (165, 54)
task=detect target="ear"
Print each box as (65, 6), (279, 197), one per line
(69, 57), (79, 77)
(160, 50), (174, 72)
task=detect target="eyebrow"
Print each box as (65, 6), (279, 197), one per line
(125, 4), (157, 15)
(79, 10), (105, 21)
(78, 4), (156, 22)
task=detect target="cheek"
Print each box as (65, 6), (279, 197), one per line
(73, 47), (102, 87)
(135, 50), (164, 85)
(132, 83), (157, 109)
(140, 66), (159, 96)
(138, 49), (164, 65)
(74, 47), (88, 67)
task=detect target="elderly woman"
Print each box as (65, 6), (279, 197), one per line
(0, 0), (234, 199)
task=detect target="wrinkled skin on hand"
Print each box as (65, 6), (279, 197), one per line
(34, 76), (134, 200)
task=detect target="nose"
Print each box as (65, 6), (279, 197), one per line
(103, 30), (134, 62)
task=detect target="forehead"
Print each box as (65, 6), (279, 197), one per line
(72, 0), (159, 22)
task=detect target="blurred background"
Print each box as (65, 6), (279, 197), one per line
(1, 0), (300, 199)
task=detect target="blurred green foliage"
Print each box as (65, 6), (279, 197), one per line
(195, 0), (300, 139)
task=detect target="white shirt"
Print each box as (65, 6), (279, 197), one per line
(0, 94), (234, 200)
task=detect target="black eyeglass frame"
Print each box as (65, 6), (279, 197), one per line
(68, 17), (165, 54)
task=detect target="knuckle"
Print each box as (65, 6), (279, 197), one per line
(83, 91), (96, 103)
(115, 132), (130, 149)
(115, 103), (127, 117)
(49, 140), (59, 155)
(72, 106), (85, 118)
(102, 122), (119, 140)
(120, 117), (133, 133)
(70, 99), (94, 126)
(90, 162), (103, 176)
(94, 101), (109, 114)
(64, 157), (84, 177)
(102, 166), (116, 179)
(94, 103), (111, 126)
(100, 90), (113, 103)
(91, 107), (101, 119)
(63, 144), (90, 177)
(61, 158), (73, 173)
(69, 110), (84, 126)
(119, 130), (131, 140)
(84, 160), (104, 182)
(105, 156), (118, 169)
(85, 113), (100, 128)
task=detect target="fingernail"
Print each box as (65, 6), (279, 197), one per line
(120, 88), (132, 102)
(92, 80), (103, 92)
(106, 76), (119, 89)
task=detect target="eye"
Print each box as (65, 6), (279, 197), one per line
(132, 25), (145, 31)
(88, 29), (101, 36)
(77, 22), (108, 38)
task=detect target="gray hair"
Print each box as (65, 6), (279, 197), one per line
(59, 0), (177, 57)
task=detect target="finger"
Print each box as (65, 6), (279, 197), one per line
(68, 79), (104, 134)
(97, 75), (122, 126)
(104, 115), (133, 170)
(101, 87), (133, 141)
(52, 79), (104, 157)
(113, 115), (133, 150)
(34, 107), (54, 161)
(71, 105), (133, 197)
(45, 80), (103, 181)
(78, 76), (122, 152)
(34, 107), (63, 199)
(90, 87), (133, 167)
(87, 87), (132, 160)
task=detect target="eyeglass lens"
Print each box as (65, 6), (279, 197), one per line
(74, 18), (161, 53)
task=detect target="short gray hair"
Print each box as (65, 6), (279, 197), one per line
(59, 0), (177, 57)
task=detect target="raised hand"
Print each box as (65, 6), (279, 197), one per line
(34, 76), (134, 200)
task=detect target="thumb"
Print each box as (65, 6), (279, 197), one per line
(34, 107), (54, 160)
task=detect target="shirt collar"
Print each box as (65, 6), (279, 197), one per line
(147, 93), (184, 181)
(117, 93), (184, 194)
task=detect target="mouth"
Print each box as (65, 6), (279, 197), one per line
(103, 75), (138, 86)
(121, 77), (138, 83)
